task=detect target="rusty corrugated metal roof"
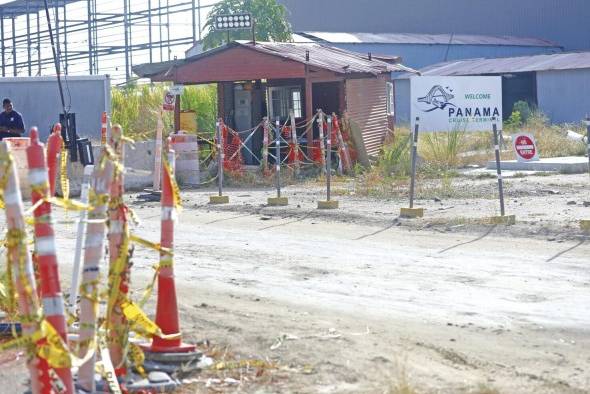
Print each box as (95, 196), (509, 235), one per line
(396, 51), (590, 78)
(235, 41), (415, 75)
(297, 32), (562, 48)
(134, 41), (417, 79)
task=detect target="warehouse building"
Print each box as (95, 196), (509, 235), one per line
(393, 52), (590, 125)
(293, 32), (563, 70)
(279, 0), (590, 51)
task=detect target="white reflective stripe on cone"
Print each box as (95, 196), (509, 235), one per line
(109, 220), (124, 234)
(43, 296), (66, 316)
(35, 236), (57, 256)
(161, 207), (177, 221)
(28, 168), (49, 185)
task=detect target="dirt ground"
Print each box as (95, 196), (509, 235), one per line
(1, 171), (590, 393)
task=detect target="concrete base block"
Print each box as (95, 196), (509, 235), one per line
(400, 207), (424, 218)
(267, 197), (289, 206)
(489, 215), (516, 225)
(318, 200), (339, 209)
(580, 220), (590, 231)
(209, 195), (229, 204)
(124, 371), (179, 393)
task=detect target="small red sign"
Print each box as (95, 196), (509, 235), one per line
(513, 133), (538, 162)
(162, 92), (176, 111)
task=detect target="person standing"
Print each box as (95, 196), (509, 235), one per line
(0, 98), (25, 139)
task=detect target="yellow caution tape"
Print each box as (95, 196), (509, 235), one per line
(163, 156), (182, 211)
(34, 320), (72, 369)
(128, 343), (147, 378)
(129, 234), (172, 256)
(121, 299), (180, 340)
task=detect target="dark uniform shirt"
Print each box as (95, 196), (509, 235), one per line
(0, 110), (25, 139)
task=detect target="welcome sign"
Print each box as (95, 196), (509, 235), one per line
(411, 76), (502, 132)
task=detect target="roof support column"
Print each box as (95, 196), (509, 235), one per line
(1, 15), (5, 77)
(63, 0), (68, 74)
(37, 11), (41, 75)
(148, 0), (153, 63)
(124, 0), (130, 81)
(87, 0), (92, 74)
(11, 16), (16, 76)
(26, 2), (31, 76)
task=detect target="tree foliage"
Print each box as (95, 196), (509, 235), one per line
(202, 0), (292, 50)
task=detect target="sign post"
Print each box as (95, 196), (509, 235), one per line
(410, 76), (512, 222)
(401, 117), (423, 218)
(490, 120), (515, 224)
(318, 116), (339, 209)
(268, 118), (288, 206)
(210, 120), (229, 204)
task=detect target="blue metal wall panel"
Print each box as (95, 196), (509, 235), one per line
(279, 0), (590, 50)
(536, 69), (590, 124)
(393, 79), (411, 125)
(330, 43), (561, 70)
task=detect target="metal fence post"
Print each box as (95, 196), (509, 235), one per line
(492, 120), (506, 216)
(326, 116), (332, 201)
(275, 118), (281, 198)
(409, 117), (420, 209)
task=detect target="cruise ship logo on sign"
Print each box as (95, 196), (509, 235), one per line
(417, 85), (456, 112)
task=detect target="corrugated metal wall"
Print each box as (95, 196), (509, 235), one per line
(329, 43), (561, 70)
(0, 76), (110, 141)
(537, 69), (590, 124)
(279, 0), (590, 51)
(345, 77), (389, 155)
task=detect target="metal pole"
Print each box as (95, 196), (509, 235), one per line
(69, 165), (94, 316)
(1, 16), (5, 77)
(37, 12), (41, 75)
(87, 0), (92, 73)
(326, 116), (332, 201)
(148, 0), (153, 64)
(275, 118), (281, 198)
(159, 0), (163, 61)
(11, 17), (16, 76)
(43, 0), (68, 115)
(123, 0), (130, 81)
(217, 120), (223, 197)
(409, 117), (420, 209)
(585, 116), (590, 177)
(26, 4), (32, 76)
(197, 0), (202, 40)
(191, 0), (196, 42)
(492, 120), (506, 216)
(63, 0), (68, 75)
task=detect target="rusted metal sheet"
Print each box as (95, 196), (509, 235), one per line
(134, 41), (416, 82)
(345, 76), (389, 156)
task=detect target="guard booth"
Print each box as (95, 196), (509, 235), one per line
(134, 41), (415, 165)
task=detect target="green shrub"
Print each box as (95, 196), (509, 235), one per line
(111, 84), (217, 141)
(513, 100), (533, 123)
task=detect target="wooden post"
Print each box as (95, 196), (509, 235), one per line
(174, 94), (181, 132)
(305, 77), (313, 153)
(289, 110), (300, 174)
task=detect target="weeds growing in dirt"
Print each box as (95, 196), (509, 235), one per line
(385, 357), (419, 394)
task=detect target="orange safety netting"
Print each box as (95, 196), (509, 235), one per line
(218, 122), (245, 173)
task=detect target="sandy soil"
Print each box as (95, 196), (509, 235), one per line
(1, 172), (589, 393)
